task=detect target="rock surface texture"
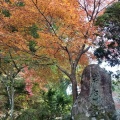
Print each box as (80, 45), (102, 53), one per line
(72, 64), (116, 120)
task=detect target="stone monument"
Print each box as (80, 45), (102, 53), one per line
(71, 64), (116, 120)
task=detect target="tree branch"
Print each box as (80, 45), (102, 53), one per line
(78, 0), (116, 22)
(12, 66), (25, 78)
(64, 46), (72, 65)
(31, 0), (58, 37)
(83, 46), (90, 53)
(56, 65), (70, 78)
(75, 44), (85, 66)
(74, 44), (90, 67)
(90, 0), (97, 21)
(9, 50), (19, 71)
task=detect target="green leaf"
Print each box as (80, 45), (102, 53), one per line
(52, 23), (59, 31)
(29, 24), (39, 38)
(2, 9), (11, 17)
(28, 40), (37, 52)
(3, 56), (11, 63)
(15, 1), (25, 7)
(50, 65), (57, 74)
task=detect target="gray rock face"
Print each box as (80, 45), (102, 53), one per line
(72, 64), (116, 120)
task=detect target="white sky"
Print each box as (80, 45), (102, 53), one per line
(90, 59), (120, 73)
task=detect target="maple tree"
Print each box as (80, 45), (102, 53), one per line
(0, 0), (116, 103)
(28, 0), (116, 102)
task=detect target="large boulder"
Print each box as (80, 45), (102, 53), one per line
(72, 64), (116, 120)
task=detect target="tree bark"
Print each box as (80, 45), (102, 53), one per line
(7, 78), (15, 120)
(70, 75), (78, 102)
(10, 82), (14, 120)
(6, 80), (14, 120)
(57, 64), (78, 103)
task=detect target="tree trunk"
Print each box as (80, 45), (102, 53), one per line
(6, 78), (15, 120)
(10, 79), (14, 120)
(70, 75), (78, 103)
(10, 85), (14, 120)
(6, 84), (14, 120)
(57, 45), (90, 103)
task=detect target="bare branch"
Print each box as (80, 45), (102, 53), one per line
(78, 0), (91, 20)
(93, 0), (102, 21)
(78, 0), (116, 22)
(97, 0), (116, 14)
(90, 0), (97, 21)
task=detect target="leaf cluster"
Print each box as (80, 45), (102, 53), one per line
(15, 1), (25, 7)
(28, 40), (37, 53)
(1, 9), (11, 17)
(29, 24), (39, 39)
(16, 79), (72, 120)
(94, 2), (120, 66)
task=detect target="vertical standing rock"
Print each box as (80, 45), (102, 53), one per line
(72, 64), (116, 120)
